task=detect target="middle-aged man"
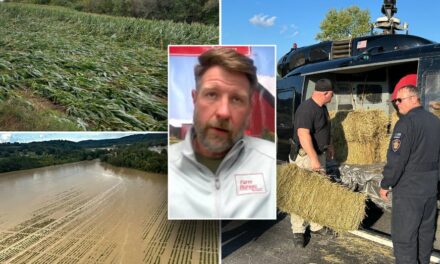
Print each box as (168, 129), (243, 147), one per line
(380, 74), (440, 264)
(289, 78), (335, 247)
(168, 47), (276, 219)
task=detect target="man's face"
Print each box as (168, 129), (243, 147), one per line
(324, 91), (333, 104)
(395, 88), (417, 115)
(192, 65), (252, 156)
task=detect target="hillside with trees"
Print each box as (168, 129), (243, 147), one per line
(0, 134), (167, 174)
(102, 142), (167, 173)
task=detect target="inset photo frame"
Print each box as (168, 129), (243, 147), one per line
(168, 45), (277, 220)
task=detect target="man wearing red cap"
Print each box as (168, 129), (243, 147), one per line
(380, 74), (440, 264)
(390, 74), (418, 102)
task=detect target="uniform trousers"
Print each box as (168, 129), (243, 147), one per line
(392, 195), (437, 264)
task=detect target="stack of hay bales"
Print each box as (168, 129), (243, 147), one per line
(430, 101), (440, 118)
(277, 163), (366, 232)
(330, 110), (395, 164)
(379, 111), (400, 161)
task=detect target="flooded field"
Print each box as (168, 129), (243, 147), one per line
(0, 160), (218, 263)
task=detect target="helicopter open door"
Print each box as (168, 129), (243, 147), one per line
(301, 59), (419, 115)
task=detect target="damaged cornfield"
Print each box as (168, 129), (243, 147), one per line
(0, 3), (218, 131)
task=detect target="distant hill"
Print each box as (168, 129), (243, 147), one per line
(77, 134), (167, 148)
(0, 134), (167, 173)
(1, 134), (166, 149)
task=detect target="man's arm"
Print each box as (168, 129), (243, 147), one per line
(297, 128), (321, 171)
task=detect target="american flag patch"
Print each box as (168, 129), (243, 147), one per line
(357, 40), (367, 49)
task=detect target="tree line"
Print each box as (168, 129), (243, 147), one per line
(5, 0), (219, 25)
(0, 139), (167, 174)
(102, 142), (167, 174)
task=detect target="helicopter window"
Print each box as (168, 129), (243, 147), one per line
(289, 52), (306, 70)
(423, 72), (440, 117)
(277, 89), (295, 128)
(309, 47), (329, 62)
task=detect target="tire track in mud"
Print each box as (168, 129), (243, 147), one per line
(164, 220), (219, 264)
(19, 183), (125, 264)
(0, 189), (82, 259)
(199, 221), (218, 264)
(0, 180), (122, 263)
(59, 182), (129, 263)
(141, 195), (219, 264)
(168, 221), (197, 264)
(143, 199), (175, 264)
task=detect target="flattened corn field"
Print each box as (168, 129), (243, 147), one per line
(0, 161), (219, 263)
(0, 3), (218, 131)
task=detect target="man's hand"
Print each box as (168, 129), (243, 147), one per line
(380, 188), (390, 202)
(310, 158), (322, 172)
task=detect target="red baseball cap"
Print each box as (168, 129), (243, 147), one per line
(391, 74), (417, 100)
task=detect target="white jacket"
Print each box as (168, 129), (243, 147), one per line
(168, 128), (276, 219)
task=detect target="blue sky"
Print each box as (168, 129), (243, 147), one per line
(221, 0), (440, 59)
(0, 132), (159, 143)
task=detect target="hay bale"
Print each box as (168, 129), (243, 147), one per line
(390, 111), (399, 132)
(333, 139), (389, 164)
(344, 141), (378, 164)
(429, 101), (440, 119)
(277, 163), (366, 232)
(340, 110), (388, 142)
(379, 136), (391, 162)
(330, 110), (392, 164)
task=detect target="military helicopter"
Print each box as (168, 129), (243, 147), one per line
(277, 0), (440, 161)
(277, 0), (440, 256)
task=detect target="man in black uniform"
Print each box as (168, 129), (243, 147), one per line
(380, 74), (440, 264)
(289, 78), (335, 247)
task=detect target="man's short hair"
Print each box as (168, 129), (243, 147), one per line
(400, 84), (421, 99)
(314, 79), (333, 92)
(194, 48), (258, 92)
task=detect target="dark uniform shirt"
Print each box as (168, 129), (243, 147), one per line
(381, 106), (440, 197)
(294, 98), (331, 154)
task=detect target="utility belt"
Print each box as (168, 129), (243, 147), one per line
(289, 139), (327, 160)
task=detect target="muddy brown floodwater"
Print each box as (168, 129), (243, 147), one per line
(0, 160), (219, 264)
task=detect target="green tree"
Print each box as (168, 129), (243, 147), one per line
(316, 6), (371, 41)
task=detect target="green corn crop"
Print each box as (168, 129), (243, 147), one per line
(0, 3), (219, 131)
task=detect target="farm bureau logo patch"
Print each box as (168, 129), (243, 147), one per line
(235, 173), (266, 195)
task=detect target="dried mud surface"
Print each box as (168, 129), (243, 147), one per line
(0, 160), (218, 263)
